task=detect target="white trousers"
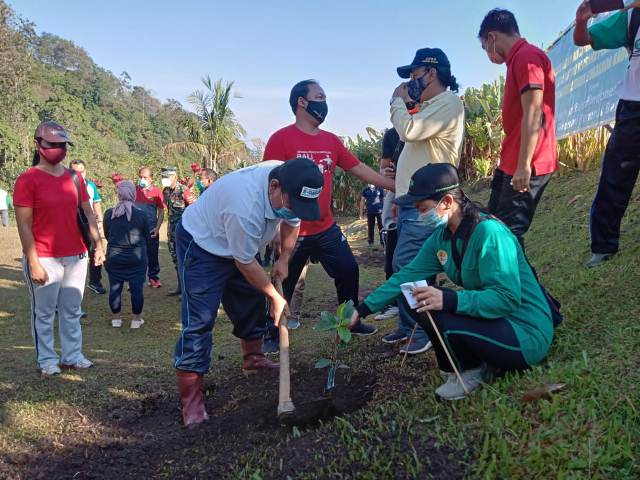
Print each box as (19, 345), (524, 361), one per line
(23, 254), (88, 368)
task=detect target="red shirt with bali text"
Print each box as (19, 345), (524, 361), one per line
(13, 167), (90, 257)
(501, 38), (557, 177)
(263, 124), (359, 236)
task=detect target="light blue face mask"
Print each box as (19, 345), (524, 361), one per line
(418, 201), (448, 230)
(274, 192), (299, 221)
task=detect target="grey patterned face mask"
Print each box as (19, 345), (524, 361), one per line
(408, 73), (429, 102)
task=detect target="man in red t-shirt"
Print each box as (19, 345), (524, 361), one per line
(135, 166), (166, 287)
(479, 9), (558, 249)
(263, 79), (395, 338)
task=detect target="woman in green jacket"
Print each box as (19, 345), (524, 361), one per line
(351, 163), (553, 400)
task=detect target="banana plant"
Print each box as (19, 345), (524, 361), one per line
(315, 300), (355, 393)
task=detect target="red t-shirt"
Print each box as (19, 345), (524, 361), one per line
(135, 185), (166, 209)
(501, 38), (558, 177)
(263, 124), (360, 236)
(13, 168), (90, 258)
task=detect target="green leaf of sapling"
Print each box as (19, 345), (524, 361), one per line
(314, 358), (332, 369)
(337, 327), (352, 344)
(318, 311), (338, 332)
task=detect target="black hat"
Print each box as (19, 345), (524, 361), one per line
(277, 158), (324, 221)
(394, 163), (460, 206)
(397, 48), (451, 79)
(161, 167), (177, 177)
(34, 121), (74, 146)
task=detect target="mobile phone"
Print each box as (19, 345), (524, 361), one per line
(589, 0), (625, 14)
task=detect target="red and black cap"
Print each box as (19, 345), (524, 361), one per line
(394, 163), (460, 206)
(397, 48), (451, 79)
(34, 121), (73, 145)
(277, 158), (324, 221)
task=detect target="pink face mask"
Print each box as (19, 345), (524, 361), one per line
(38, 146), (67, 165)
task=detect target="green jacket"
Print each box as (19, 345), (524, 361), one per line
(364, 218), (553, 366)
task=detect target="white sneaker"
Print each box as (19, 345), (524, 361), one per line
(374, 306), (399, 320)
(40, 364), (61, 376)
(435, 367), (484, 400)
(130, 318), (145, 329)
(60, 357), (94, 370)
(112, 318), (123, 328)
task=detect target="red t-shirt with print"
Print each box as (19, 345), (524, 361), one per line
(135, 185), (166, 209)
(13, 167), (90, 257)
(263, 124), (360, 236)
(501, 38), (558, 177)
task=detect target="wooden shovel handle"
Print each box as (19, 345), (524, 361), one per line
(272, 277), (295, 416)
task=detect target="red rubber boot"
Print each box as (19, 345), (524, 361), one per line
(176, 369), (209, 426)
(241, 339), (279, 375)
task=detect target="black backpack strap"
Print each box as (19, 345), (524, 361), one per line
(630, 8), (640, 55)
(67, 168), (83, 206)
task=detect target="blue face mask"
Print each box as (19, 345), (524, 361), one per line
(418, 202), (448, 230)
(196, 179), (205, 193)
(274, 192), (299, 221)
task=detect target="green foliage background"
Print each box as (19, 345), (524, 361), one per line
(0, 0), (199, 205)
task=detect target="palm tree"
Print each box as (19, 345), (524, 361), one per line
(162, 76), (246, 172)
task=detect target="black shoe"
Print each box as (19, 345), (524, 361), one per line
(167, 287), (182, 296)
(262, 336), (280, 355)
(80, 311), (89, 319)
(351, 321), (378, 336)
(88, 283), (107, 295)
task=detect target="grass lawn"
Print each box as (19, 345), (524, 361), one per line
(0, 170), (638, 479)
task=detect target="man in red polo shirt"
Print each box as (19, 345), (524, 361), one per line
(263, 79), (395, 339)
(478, 9), (558, 249)
(135, 166), (166, 287)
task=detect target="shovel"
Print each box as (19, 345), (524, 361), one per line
(272, 278), (296, 420)
(272, 278), (334, 427)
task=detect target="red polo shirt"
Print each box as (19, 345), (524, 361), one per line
(263, 124), (359, 236)
(500, 38), (557, 177)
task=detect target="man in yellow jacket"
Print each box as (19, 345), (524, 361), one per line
(382, 47), (465, 356)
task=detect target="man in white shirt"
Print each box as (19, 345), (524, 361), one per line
(0, 188), (11, 227)
(173, 158), (323, 426)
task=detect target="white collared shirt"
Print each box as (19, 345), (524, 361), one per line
(181, 160), (299, 264)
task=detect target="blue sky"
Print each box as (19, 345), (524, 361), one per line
(10, 0), (579, 143)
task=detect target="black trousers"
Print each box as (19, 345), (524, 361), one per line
(146, 235), (160, 281)
(488, 168), (552, 249)
(590, 99), (640, 254)
(108, 276), (144, 315)
(383, 228), (398, 280)
(406, 300), (528, 372)
(88, 247), (102, 285)
(266, 223), (359, 342)
(366, 213), (383, 245)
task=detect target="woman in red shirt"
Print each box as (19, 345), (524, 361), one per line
(13, 121), (105, 376)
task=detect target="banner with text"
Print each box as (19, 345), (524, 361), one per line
(547, 23), (628, 139)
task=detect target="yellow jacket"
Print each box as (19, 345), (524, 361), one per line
(390, 91), (465, 197)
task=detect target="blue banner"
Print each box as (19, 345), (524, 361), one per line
(547, 22), (628, 139)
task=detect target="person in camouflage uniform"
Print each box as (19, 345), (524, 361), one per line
(161, 167), (196, 296)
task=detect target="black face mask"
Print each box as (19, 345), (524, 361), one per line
(407, 74), (431, 102)
(305, 100), (328, 124)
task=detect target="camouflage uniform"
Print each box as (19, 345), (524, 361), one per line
(163, 183), (191, 269)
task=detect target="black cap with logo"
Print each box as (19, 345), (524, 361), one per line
(397, 48), (451, 79)
(277, 158), (324, 221)
(394, 163), (460, 205)
(161, 167), (177, 177)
